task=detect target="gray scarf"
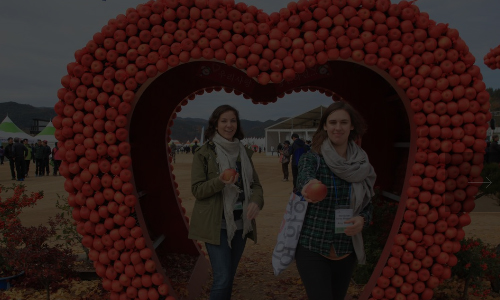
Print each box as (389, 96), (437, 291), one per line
(212, 133), (254, 247)
(321, 139), (377, 263)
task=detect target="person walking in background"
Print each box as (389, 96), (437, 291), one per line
(295, 101), (376, 300)
(33, 139), (44, 177)
(189, 105), (264, 300)
(52, 145), (62, 176)
(192, 141), (199, 154)
(23, 139), (32, 177)
(279, 140), (291, 182)
(488, 134), (500, 163)
(12, 137), (27, 181)
(4, 137), (16, 180)
(42, 140), (51, 176)
(169, 142), (176, 163)
(289, 133), (309, 189)
(0, 145), (4, 165)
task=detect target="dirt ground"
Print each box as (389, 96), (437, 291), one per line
(1, 153), (500, 299)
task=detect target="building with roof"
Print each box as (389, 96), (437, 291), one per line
(264, 106), (326, 155)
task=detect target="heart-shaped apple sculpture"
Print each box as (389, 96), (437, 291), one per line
(484, 44), (500, 70)
(54, 0), (490, 299)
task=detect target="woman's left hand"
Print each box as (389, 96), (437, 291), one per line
(343, 216), (364, 236)
(246, 202), (260, 220)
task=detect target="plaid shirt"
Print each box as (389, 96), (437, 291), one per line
(297, 152), (373, 257)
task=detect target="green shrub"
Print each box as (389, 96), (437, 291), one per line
(453, 237), (500, 299)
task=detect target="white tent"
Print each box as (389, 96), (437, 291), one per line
(241, 137), (265, 149)
(35, 120), (57, 149)
(264, 106), (327, 155)
(0, 115), (37, 144)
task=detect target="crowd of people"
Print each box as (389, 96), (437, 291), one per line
(189, 102), (375, 300)
(169, 140), (269, 164)
(168, 141), (200, 163)
(0, 137), (61, 181)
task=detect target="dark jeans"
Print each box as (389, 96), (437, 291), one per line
(24, 160), (30, 176)
(35, 158), (44, 175)
(205, 229), (247, 300)
(292, 164), (298, 188)
(43, 158), (50, 175)
(0, 155), (4, 164)
(295, 244), (357, 300)
(15, 158), (25, 180)
(53, 160), (61, 175)
(9, 159), (16, 179)
(282, 162), (289, 180)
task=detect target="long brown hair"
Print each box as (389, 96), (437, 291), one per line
(204, 105), (245, 141)
(311, 101), (366, 154)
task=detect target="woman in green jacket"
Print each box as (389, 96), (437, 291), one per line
(189, 105), (264, 300)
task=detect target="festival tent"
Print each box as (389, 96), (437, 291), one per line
(0, 115), (37, 144)
(35, 120), (57, 148)
(191, 137), (200, 145)
(264, 106), (327, 155)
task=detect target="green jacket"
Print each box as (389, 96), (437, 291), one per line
(189, 142), (264, 245)
(24, 145), (32, 160)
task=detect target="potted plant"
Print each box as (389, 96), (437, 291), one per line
(0, 183), (78, 300)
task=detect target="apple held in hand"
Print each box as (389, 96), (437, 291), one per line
(221, 168), (238, 181)
(304, 181), (328, 202)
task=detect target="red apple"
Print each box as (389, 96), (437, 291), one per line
(221, 168), (237, 181)
(304, 181), (328, 202)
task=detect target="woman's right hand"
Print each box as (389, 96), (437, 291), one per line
(219, 172), (239, 184)
(301, 179), (324, 203)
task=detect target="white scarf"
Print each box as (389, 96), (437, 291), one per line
(321, 139), (376, 213)
(212, 133), (254, 247)
(321, 139), (377, 264)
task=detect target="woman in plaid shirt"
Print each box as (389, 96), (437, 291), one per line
(295, 101), (377, 300)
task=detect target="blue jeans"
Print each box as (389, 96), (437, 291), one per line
(205, 229), (247, 300)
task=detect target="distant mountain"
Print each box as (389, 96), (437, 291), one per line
(0, 102), (56, 134)
(170, 117), (207, 142)
(0, 102), (287, 141)
(241, 119), (287, 138)
(170, 117), (287, 142)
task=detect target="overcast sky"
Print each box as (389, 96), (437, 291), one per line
(1, 0), (499, 121)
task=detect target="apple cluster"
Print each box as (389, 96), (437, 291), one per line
(53, 0), (489, 299)
(484, 44), (500, 70)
